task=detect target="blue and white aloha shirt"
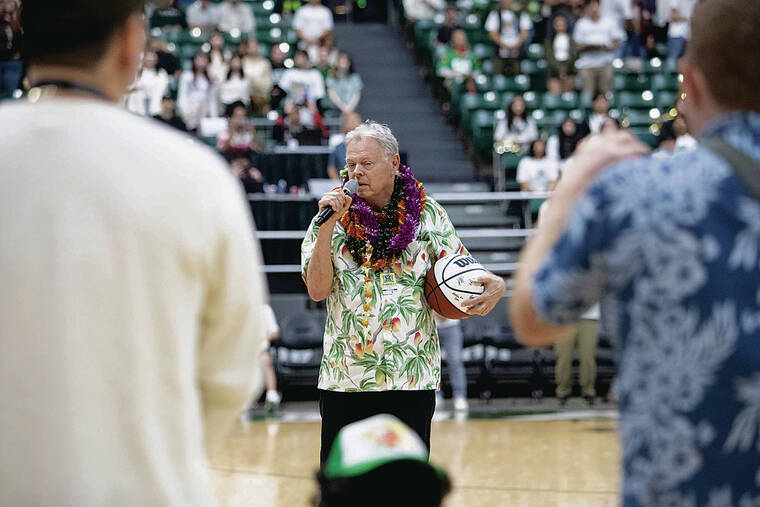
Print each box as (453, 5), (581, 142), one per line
(533, 112), (760, 506)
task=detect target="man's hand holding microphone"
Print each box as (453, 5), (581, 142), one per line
(315, 179), (358, 227)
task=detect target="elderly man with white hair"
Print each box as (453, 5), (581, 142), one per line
(301, 121), (506, 464)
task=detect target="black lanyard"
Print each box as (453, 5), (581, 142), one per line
(28, 80), (110, 101)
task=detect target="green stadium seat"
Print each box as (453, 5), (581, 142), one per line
(622, 109), (656, 128)
(541, 92), (579, 111)
(642, 58), (665, 74)
(473, 43), (495, 61)
(614, 90), (657, 110)
(521, 91), (540, 110)
(629, 127), (660, 148)
(481, 59), (494, 75)
(526, 43), (544, 61)
(652, 73), (680, 92)
(472, 109), (496, 158)
(532, 109), (565, 131)
(460, 92), (502, 134)
(502, 74), (531, 93)
(614, 74), (651, 92)
(664, 59), (679, 74)
(658, 91), (678, 110)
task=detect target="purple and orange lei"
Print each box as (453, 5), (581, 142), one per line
(339, 164), (426, 271)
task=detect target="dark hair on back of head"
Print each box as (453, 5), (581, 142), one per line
(315, 460), (451, 507)
(22, 0), (145, 68)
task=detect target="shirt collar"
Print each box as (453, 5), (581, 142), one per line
(700, 111), (760, 141)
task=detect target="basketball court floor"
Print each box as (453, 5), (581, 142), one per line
(210, 399), (621, 506)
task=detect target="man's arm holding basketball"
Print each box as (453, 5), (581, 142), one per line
(304, 189), (351, 302)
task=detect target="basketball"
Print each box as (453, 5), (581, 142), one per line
(424, 253), (486, 319)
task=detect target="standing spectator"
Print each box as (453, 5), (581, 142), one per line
(218, 55), (251, 115)
(218, 0), (255, 35)
(327, 111), (362, 179)
(587, 92), (610, 133)
(600, 0), (632, 48)
(279, 49), (326, 103)
(545, 15), (577, 95)
(436, 4), (461, 46)
(326, 53), (362, 114)
(293, 0), (334, 55)
(149, 37), (181, 78)
(517, 139), (561, 192)
(207, 31), (231, 83)
(435, 316), (469, 412)
(126, 50), (169, 116)
(153, 95), (188, 132)
(0, 0), (22, 94)
(177, 51), (218, 132)
(217, 102), (262, 155)
(494, 95), (539, 153)
(240, 38), (273, 115)
(573, 0), (620, 97)
(2, 1), (266, 503)
(543, 0), (582, 37)
(511, 0), (760, 502)
(186, 0), (220, 33)
(149, 1), (187, 29)
(667, 0), (696, 60)
(485, 0), (533, 76)
(402, 0), (445, 44)
(436, 29), (481, 95)
(547, 116), (587, 161)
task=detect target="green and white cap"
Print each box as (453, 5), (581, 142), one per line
(324, 414), (438, 479)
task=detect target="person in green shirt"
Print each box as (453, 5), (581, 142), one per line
(436, 29), (481, 95)
(302, 121), (506, 464)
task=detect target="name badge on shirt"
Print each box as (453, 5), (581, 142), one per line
(380, 272), (397, 296)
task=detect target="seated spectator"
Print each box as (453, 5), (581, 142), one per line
(208, 31), (231, 83)
(269, 45), (289, 111)
(278, 50), (326, 104)
(153, 95), (188, 132)
(315, 415), (451, 507)
(547, 116), (587, 161)
(186, 0), (220, 33)
(308, 31), (339, 68)
(517, 139), (560, 192)
(273, 100), (328, 146)
(545, 15), (577, 95)
(230, 154), (264, 193)
(327, 112), (362, 180)
(600, 115), (620, 133)
(314, 46), (337, 80)
(587, 91), (610, 133)
(293, 0), (334, 55)
(218, 0), (255, 35)
(149, 2), (187, 29)
(436, 4), (461, 46)
(659, 115), (696, 152)
(436, 29), (480, 94)
(494, 95), (538, 153)
(148, 37), (181, 78)
(402, 0), (444, 44)
(574, 0), (620, 97)
(485, 0), (533, 76)
(126, 50), (169, 116)
(667, 0), (696, 60)
(177, 52), (218, 132)
(326, 53), (363, 115)
(217, 103), (262, 156)
(240, 38), (273, 115)
(218, 55), (251, 116)
(0, 0), (22, 94)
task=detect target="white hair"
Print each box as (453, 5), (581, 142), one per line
(345, 121), (399, 159)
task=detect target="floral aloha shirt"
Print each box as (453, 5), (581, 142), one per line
(301, 196), (466, 392)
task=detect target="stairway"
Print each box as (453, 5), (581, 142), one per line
(333, 22), (476, 183)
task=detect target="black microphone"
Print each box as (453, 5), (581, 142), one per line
(315, 179), (359, 226)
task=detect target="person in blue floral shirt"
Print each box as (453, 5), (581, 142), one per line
(511, 0), (760, 504)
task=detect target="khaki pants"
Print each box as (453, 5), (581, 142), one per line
(579, 65), (614, 97)
(554, 319), (599, 398)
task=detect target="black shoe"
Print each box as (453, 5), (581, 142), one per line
(558, 396), (569, 407)
(583, 395), (595, 406)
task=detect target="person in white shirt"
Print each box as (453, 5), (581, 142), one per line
(545, 15), (577, 94)
(402, 0), (445, 22)
(667, 0), (696, 60)
(293, 0), (334, 53)
(587, 91), (610, 133)
(1, 1), (266, 505)
(126, 50), (168, 116)
(485, 0), (533, 76)
(186, 0), (220, 33)
(517, 139), (560, 192)
(600, 0), (632, 41)
(218, 0), (255, 35)
(573, 0), (621, 96)
(218, 54), (250, 115)
(494, 95), (538, 153)
(240, 38), (273, 114)
(278, 49), (326, 103)
(207, 31), (232, 84)
(177, 51), (219, 131)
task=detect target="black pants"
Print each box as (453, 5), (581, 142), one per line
(319, 389), (436, 465)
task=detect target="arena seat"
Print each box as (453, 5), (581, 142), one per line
(271, 312), (325, 390)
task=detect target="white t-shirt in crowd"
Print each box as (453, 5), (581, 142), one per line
(218, 74), (251, 106)
(553, 32), (571, 61)
(292, 4), (334, 41)
(485, 9), (534, 58)
(186, 1), (220, 27)
(588, 113), (608, 134)
(517, 156), (560, 192)
(126, 67), (168, 116)
(402, 0), (445, 21)
(668, 0), (697, 39)
(601, 0), (632, 33)
(573, 16), (621, 69)
(278, 68), (326, 101)
(0, 99), (266, 506)
(218, 0), (255, 33)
